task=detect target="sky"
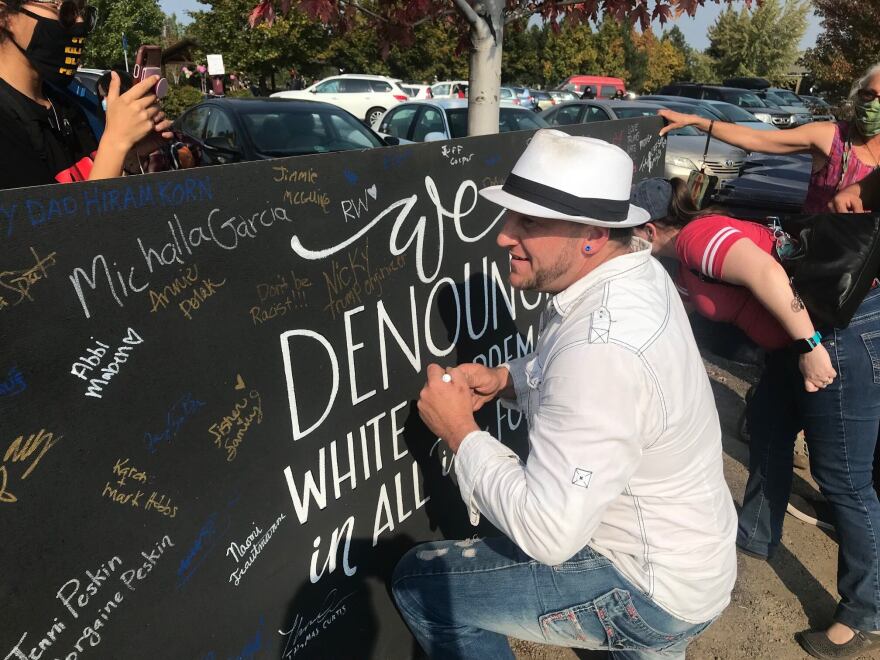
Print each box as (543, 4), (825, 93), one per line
(160, 0), (822, 52)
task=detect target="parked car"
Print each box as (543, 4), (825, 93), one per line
(715, 153), (811, 217)
(532, 90), (555, 111)
(556, 75), (626, 99)
(720, 77), (814, 125)
(499, 86), (525, 107)
(548, 90), (579, 104)
(541, 100), (747, 183)
(637, 97), (726, 121)
(754, 89), (812, 126)
(799, 95), (836, 122)
(509, 86), (539, 111)
(172, 98), (388, 166)
(431, 80), (469, 99)
(657, 83), (795, 128)
(372, 99), (548, 143)
(401, 83), (433, 100)
(639, 95), (780, 131)
(270, 74), (409, 126)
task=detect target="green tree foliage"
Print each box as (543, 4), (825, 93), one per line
(619, 21), (647, 91)
(707, 0), (809, 81)
(537, 21), (599, 88)
(636, 29), (685, 92)
(318, 15), (391, 76)
(801, 0), (880, 100)
(83, 0), (163, 68)
(662, 25), (712, 82)
(592, 19), (628, 80)
(161, 13), (185, 47)
(188, 0), (324, 83)
(161, 84), (203, 120)
(393, 20), (470, 82)
(502, 22), (544, 86)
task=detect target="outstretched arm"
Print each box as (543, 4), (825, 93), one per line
(657, 108), (834, 159)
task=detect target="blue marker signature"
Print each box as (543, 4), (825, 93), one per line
(0, 366), (26, 398)
(144, 393), (206, 454)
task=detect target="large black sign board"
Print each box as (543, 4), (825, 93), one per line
(0, 118), (664, 660)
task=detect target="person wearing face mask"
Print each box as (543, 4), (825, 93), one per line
(631, 177), (880, 659)
(657, 62), (880, 213)
(0, 0), (173, 189)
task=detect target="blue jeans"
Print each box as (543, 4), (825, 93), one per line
(392, 537), (715, 659)
(737, 287), (880, 631)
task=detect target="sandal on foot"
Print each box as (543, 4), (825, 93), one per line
(796, 628), (880, 659)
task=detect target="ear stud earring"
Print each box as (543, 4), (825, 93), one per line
(584, 245), (592, 252)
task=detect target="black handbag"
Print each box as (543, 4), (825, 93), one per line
(772, 212), (880, 328)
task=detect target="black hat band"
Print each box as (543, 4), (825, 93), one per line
(502, 173), (630, 221)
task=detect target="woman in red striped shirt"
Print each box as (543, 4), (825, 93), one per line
(632, 177), (880, 659)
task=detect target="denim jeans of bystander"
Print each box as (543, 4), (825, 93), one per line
(738, 286), (880, 632)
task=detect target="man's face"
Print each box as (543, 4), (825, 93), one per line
(496, 211), (582, 292)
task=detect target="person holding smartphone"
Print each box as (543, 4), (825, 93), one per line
(0, 0), (172, 189)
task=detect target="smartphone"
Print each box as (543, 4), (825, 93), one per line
(132, 45), (168, 99)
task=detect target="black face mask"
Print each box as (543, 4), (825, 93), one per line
(12, 8), (87, 87)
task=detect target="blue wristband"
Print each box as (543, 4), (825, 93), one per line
(794, 330), (822, 354)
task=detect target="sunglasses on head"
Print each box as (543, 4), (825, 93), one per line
(27, 0), (98, 33)
(856, 88), (880, 104)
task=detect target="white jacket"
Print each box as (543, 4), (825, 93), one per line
(455, 239), (737, 623)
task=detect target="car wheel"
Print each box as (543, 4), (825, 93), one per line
(366, 107), (386, 125)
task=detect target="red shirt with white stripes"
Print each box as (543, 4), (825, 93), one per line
(675, 214), (791, 350)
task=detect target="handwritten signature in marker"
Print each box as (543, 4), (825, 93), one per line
(278, 589), (356, 658)
(0, 246), (58, 310)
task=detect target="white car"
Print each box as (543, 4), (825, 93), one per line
(431, 80), (469, 99)
(372, 99), (549, 144)
(401, 83), (433, 100)
(271, 74), (409, 126)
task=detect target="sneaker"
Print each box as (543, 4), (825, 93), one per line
(787, 493), (835, 532)
(793, 431), (809, 470)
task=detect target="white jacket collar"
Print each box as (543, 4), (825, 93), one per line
(552, 238), (653, 318)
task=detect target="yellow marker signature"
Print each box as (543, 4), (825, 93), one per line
(0, 247), (58, 309)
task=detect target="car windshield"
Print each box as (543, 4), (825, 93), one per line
(241, 106), (383, 155)
(772, 89), (805, 106)
(709, 102), (761, 122)
(446, 108), (547, 138)
(727, 91), (768, 108)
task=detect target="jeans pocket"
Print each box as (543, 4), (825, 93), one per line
(539, 588), (684, 651)
(551, 547), (613, 573)
(860, 330), (880, 384)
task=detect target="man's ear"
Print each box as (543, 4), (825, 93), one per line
(579, 225), (611, 254)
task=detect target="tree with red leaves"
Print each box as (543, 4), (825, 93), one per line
(249, 0), (737, 135)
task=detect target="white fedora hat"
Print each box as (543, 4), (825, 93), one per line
(480, 129), (650, 228)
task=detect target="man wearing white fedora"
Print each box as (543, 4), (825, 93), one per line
(392, 129), (737, 659)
